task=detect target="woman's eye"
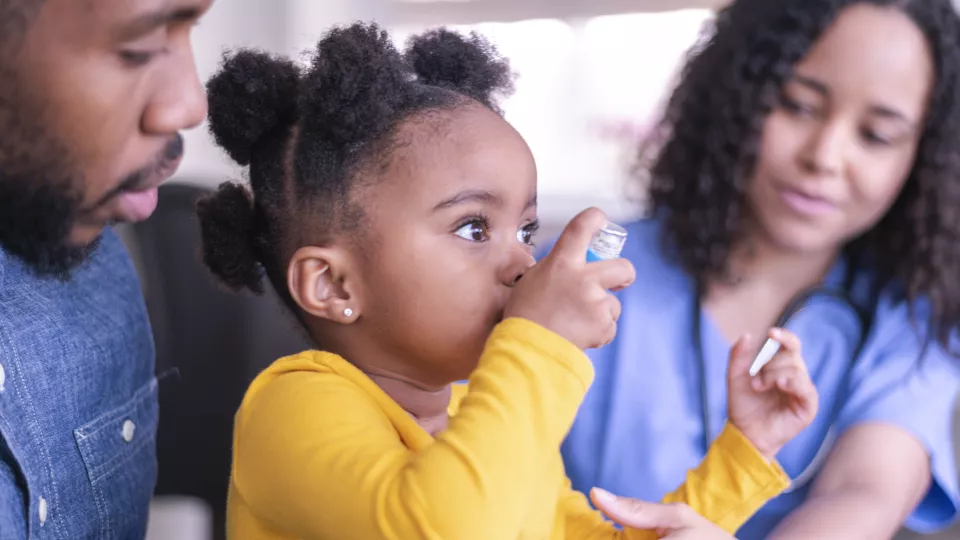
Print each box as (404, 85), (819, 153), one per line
(780, 95), (816, 117)
(454, 221), (488, 242)
(861, 129), (894, 147)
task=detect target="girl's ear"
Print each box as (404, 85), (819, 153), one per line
(287, 245), (364, 323)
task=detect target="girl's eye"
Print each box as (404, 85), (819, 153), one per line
(517, 220), (540, 246)
(454, 220), (488, 242)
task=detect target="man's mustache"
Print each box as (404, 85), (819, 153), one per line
(84, 134), (184, 211)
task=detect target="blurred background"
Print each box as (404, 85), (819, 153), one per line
(122, 0), (959, 539)
(164, 0), (727, 230)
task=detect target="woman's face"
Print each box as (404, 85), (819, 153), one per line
(749, 3), (935, 254)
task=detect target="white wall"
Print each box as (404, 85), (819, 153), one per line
(175, 0), (289, 186)
(171, 0), (717, 225)
(174, 0), (399, 189)
(286, 0), (393, 57)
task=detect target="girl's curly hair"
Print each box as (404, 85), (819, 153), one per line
(197, 23), (514, 320)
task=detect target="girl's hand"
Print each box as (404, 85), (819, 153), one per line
(504, 208), (635, 350)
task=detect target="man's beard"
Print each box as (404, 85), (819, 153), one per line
(0, 162), (98, 279)
(0, 75), (98, 278)
(0, 61), (185, 279)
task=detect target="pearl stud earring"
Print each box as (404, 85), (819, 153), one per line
(343, 308), (354, 318)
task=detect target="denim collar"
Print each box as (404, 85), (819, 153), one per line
(0, 244), (7, 290)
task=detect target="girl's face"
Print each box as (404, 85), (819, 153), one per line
(748, 3), (934, 254)
(353, 104), (539, 386)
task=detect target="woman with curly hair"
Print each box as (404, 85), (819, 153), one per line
(561, 1), (960, 538)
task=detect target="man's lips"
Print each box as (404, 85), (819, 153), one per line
(115, 188), (160, 223)
(111, 153), (183, 223)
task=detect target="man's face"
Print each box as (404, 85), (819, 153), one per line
(0, 0), (211, 275)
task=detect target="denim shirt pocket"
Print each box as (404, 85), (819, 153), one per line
(73, 378), (159, 540)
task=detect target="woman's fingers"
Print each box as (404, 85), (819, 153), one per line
(590, 488), (698, 531)
(591, 488), (736, 539)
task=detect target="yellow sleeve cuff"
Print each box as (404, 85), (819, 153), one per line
(663, 422), (790, 534)
(489, 318), (594, 390)
(713, 422), (790, 491)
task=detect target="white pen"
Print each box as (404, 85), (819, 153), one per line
(749, 337), (782, 377)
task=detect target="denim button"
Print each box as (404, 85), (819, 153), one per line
(122, 419), (136, 442)
(38, 497), (48, 525)
(0, 362), (5, 392)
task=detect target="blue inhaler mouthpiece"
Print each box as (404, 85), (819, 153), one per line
(586, 222), (628, 262)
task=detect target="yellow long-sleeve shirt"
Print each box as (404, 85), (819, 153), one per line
(227, 318), (789, 539)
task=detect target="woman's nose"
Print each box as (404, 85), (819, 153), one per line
(799, 121), (847, 177)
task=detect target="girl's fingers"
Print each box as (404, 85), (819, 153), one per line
(753, 363), (801, 392)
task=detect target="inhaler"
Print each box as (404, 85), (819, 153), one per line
(586, 222), (628, 262)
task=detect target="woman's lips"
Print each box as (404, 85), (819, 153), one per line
(777, 186), (839, 217)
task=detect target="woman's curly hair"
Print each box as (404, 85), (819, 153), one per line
(197, 22), (513, 319)
(642, 0), (960, 349)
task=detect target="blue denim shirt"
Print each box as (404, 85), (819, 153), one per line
(0, 228), (158, 539)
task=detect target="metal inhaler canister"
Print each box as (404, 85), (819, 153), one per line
(586, 222), (628, 262)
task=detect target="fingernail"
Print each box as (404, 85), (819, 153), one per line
(771, 328), (782, 338)
(592, 488), (617, 504)
(752, 378), (764, 390)
(778, 377), (788, 387)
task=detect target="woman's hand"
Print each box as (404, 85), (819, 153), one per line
(590, 488), (736, 539)
(727, 329), (819, 460)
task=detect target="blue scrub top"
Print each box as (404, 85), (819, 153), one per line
(545, 218), (960, 538)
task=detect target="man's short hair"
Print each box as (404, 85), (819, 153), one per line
(0, 0), (44, 55)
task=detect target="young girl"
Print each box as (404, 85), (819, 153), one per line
(197, 23), (817, 539)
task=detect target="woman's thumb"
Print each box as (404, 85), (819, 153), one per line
(590, 488), (686, 531)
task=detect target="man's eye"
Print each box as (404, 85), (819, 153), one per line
(119, 50), (158, 67)
(454, 220), (488, 242)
